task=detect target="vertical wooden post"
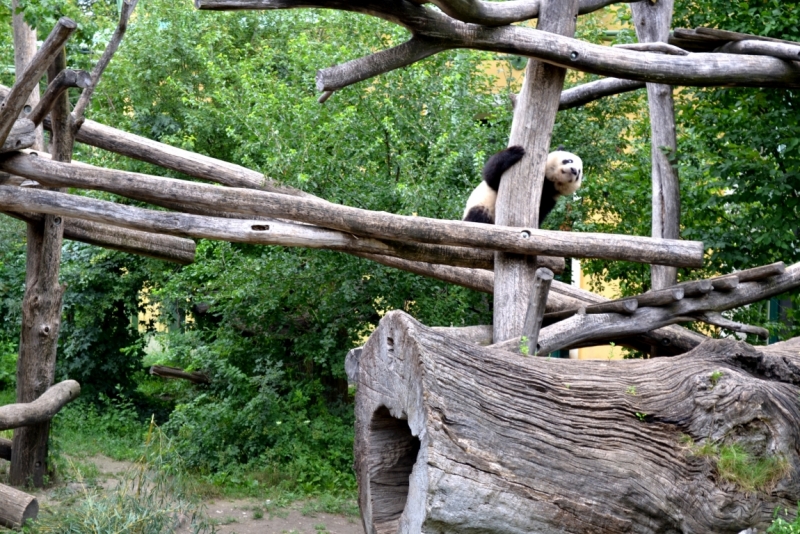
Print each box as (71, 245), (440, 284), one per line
(522, 267), (553, 356)
(10, 50), (72, 488)
(630, 0), (680, 291)
(493, 0), (579, 342)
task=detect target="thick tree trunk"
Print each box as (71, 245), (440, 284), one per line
(354, 311), (800, 534)
(10, 50), (71, 488)
(493, 0), (579, 343)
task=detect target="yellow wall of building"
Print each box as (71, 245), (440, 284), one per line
(570, 260), (626, 360)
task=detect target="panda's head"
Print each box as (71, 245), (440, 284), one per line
(545, 150), (583, 196)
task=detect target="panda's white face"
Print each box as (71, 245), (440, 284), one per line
(545, 150), (583, 196)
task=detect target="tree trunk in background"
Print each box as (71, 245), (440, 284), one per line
(354, 311), (800, 534)
(10, 50), (71, 488)
(11, 1), (43, 151)
(631, 0), (680, 292)
(493, 0), (579, 342)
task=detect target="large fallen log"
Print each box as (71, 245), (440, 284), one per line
(354, 310), (800, 534)
(0, 484), (37, 529)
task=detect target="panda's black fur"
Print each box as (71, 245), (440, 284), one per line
(462, 145), (583, 225)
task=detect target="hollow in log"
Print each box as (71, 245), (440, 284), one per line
(354, 311), (800, 534)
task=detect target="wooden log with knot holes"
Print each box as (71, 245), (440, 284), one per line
(0, 483), (37, 529)
(354, 311), (800, 534)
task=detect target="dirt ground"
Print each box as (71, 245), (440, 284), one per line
(1, 455), (364, 534)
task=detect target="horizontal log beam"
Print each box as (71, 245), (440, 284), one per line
(0, 152), (705, 267)
(150, 365), (210, 384)
(246, 1), (800, 92)
(0, 185), (565, 272)
(558, 77), (645, 110)
(0, 119), (35, 153)
(496, 261), (800, 355)
(0, 380), (80, 431)
(1, 83), (313, 198)
(3, 210), (196, 264)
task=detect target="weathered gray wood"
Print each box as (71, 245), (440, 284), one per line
(5, 211), (196, 265)
(0, 185), (565, 274)
(255, 0), (800, 91)
(72, 0), (139, 125)
(355, 310), (800, 534)
(316, 37), (448, 92)
(613, 42), (689, 55)
(558, 77), (645, 110)
(0, 153), (705, 267)
(0, 119), (35, 153)
(521, 267), (553, 356)
(733, 261), (785, 283)
(0, 380), (80, 431)
(0, 483), (37, 529)
(679, 279), (713, 297)
(11, 50), (72, 488)
(717, 40), (800, 62)
(431, 325), (493, 346)
(198, 0), (641, 24)
(631, 0), (680, 291)
(695, 27), (800, 46)
(710, 275), (739, 292)
(694, 312), (769, 339)
(499, 261), (800, 355)
(637, 285), (684, 306)
(494, 0), (579, 343)
(545, 296), (638, 322)
(150, 365), (210, 384)
(28, 69), (91, 126)
(0, 437), (10, 461)
(355, 252), (495, 294)
(0, 18), (76, 149)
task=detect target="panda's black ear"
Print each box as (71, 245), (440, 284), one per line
(556, 144), (566, 151)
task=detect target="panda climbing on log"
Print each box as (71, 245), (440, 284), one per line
(462, 145), (583, 225)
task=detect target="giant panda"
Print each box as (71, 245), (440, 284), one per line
(462, 145), (583, 225)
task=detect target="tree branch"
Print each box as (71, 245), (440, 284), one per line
(149, 365), (210, 384)
(316, 36), (448, 92)
(72, 0), (140, 125)
(27, 69), (91, 126)
(0, 18), (76, 148)
(0, 380), (80, 431)
(559, 77), (646, 110)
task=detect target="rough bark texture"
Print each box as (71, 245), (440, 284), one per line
(631, 0), (680, 292)
(0, 153), (704, 268)
(0, 483), (37, 529)
(494, 0), (578, 342)
(0, 380), (80, 431)
(355, 311), (800, 534)
(10, 51), (71, 488)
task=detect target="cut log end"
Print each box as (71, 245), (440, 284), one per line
(0, 483), (38, 529)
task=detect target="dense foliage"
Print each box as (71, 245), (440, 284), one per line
(0, 0), (798, 495)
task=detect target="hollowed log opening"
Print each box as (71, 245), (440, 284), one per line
(368, 406), (420, 534)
